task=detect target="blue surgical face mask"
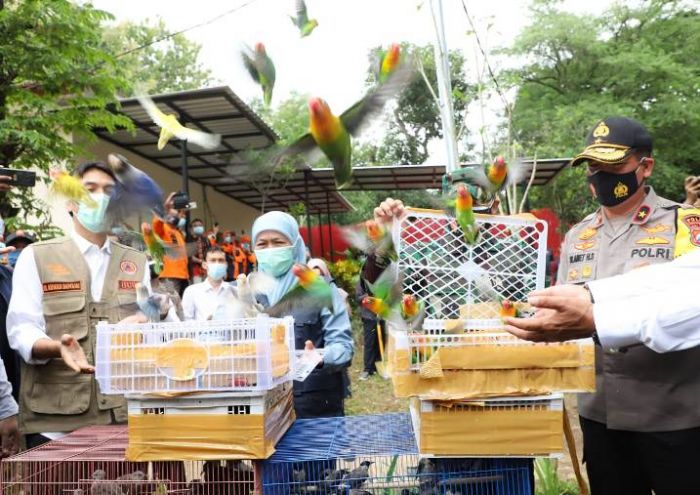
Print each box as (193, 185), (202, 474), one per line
(224, 236), (232, 243)
(207, 262), (227, 281)
(193, 225), (205, 236)
(177, 217), (187, 230)
(255, 245), (295, 277)
(77, 192), (110, 233)
(8, 249), (22, 268)
(242, 243), (250, 251)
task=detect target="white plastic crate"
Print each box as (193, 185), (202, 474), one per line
(394, 209), (548, 328)
(127, 381), (293, 415)
(95, 315), (295, 395)
(389, 326), (594, 372)
(410, 394), (564, 457)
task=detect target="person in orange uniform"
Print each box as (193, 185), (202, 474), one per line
(152, 194), (189, 297)
(239, 233), (256, 275)
(219, 231), (236, 281)
(232, 234), (248, 279)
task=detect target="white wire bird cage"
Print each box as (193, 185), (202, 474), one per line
(393, 209), (549, 329)
(95, 315), (295, 395)
(0, 425), (258, 495)
(410, 395), (565, 458)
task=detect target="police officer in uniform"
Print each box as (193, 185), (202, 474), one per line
(557, 117), (700, 495)
(7, 161), (155, 448)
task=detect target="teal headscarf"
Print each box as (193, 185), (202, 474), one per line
(252, 211), (307, 306)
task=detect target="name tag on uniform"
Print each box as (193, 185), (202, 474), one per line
(42, 281), (82, 293)
(118, 280), (137, 290)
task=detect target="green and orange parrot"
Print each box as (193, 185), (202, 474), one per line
(141, 222), (166, 275)
(361, 263), (424, 330)
(460, 155), (526, 196)
(282, 62), (413, 190)
(400, 294), (425, 328)
(267, 264), (335, 316)
(241, 42), (276, 106)
(376, 43), (401, 84)
(290, 0), (318, 37)
(450, 183), (479, 245)
(499, 299), (522, 319)
(342, 219), (396, 260)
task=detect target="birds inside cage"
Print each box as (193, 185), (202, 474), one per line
(394, 209), (548, 327)
(0, 425), (258, 495)
(262, 413), (533, 495)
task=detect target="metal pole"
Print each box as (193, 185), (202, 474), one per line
(431, 0), (460, 173)
(180, 140), (191, 222)
(317, 210), (324, 259)
(326, 192), (334, 261)
(304, 170), (313, 254)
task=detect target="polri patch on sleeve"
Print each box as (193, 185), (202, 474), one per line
(120, 261), (138, 275)
(119, 280), (138, 290)
(42, 281), (82, 293)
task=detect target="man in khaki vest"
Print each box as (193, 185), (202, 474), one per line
(558, 117), (700, 495)
(7, 161), (160, 449)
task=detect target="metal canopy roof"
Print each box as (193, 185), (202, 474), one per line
(93, 86), (353, 214)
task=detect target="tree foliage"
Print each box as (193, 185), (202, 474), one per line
(506, 0), (700, 227)
(0, 0), (131, 235)
(102, 18), (213, 96)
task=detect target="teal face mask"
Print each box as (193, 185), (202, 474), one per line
(255, 245), (295, 277)
(177, 217), (186, 230)
(193, 225), (205, 236)
(77, 193), (110, 233)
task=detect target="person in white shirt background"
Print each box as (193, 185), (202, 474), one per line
(6, 161), (162, 449)
(181, 246), (234, 322)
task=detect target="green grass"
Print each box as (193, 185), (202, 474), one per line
(345, 314), (408, 416)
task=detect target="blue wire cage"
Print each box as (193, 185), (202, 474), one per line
(262, 413), (533, 495)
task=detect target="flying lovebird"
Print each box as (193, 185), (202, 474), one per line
(448, 183), (479, 245)
(499, 299), (522, 319)
(283, 62), (413, 190)
(140, 221), (178, 275)
(401, 294), (425, 328)
(376, 43), (402, 84)
(267, 264), (335, 317)
(343, 219), (396, 260)
(459, 156), (526, 197)
(136, 94), (221, 150)
(107, 153), (165, 221)
(290, 0), (318, 37)
(241, 42), (276, 106)
(49, 169), (96, 207)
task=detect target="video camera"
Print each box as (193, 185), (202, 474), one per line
(171, 191), (197, 210)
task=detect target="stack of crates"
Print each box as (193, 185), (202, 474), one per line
(386, 208), (595, 458)
(262, 412), (533, 495)
(0, 425), (257, 494)
(95, 315), (296, 461)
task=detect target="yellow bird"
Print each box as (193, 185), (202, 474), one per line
(136, 94), (222, 151)
(49, 169), (96, 207)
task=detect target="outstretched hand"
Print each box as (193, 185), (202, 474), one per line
(60, 334), (94, 373)
(503, 285), (595, 342)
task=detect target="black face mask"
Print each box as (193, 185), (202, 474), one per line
(587, 166), (643, 207)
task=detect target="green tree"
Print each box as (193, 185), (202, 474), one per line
(0, 0), (132, 236)
(102, 18), (214, 96)
(506, 0), (700, 227)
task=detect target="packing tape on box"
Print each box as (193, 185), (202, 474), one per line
(125, 391), (295, 461)
(418, 408), (563, 456)
(392, 343), (594, 373)
(392, 367), (595, 400)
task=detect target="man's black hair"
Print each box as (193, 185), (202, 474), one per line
(191, 217), (204, 225)
(73, 161), (117, 181)
(205, 246), (225, 258)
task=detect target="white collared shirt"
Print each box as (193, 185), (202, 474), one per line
(7, 232), (150, 366)
(589, 249), (700, 352)
(181, 278), (235, 321)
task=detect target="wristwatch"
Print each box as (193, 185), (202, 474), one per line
(582, 283), (600, 345)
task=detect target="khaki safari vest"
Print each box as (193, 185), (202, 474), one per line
(557, 187), (700, 432)
(19, 237), (145, 434)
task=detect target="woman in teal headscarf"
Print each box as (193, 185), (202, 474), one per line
(252, 211), (354, 418)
